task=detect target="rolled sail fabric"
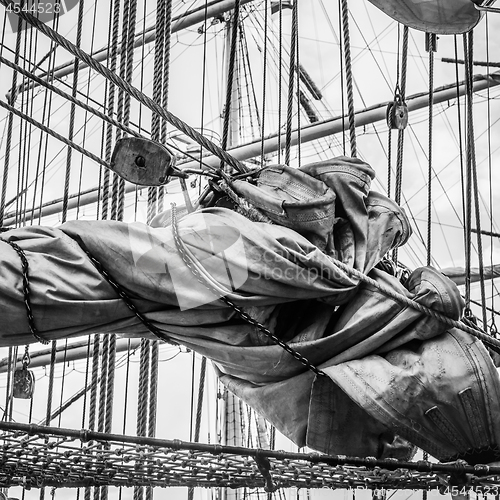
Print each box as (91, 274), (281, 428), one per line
(367, 0), (486, 34)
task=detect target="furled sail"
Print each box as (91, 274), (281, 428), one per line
(1, 157), (499, 466)
(366, 0), (497, 34)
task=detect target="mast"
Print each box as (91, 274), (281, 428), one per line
(220, 11), (244, 500)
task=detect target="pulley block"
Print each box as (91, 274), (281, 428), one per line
(13, 366), (35, 399)
(110, 137), (184, 186)
(386, 95), (409, 130)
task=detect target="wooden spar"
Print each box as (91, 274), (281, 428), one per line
(181, 70), (500, 171)
(0, 338), (142, 372)
(2, 70), (499, 227)
(10, 0), (254, 98)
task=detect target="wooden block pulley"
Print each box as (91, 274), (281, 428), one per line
(13, 366), (35, 399)
(110, 137), (180, 186)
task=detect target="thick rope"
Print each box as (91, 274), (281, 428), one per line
(101, 0), (121, 221)
(61, 0), (85, 224)
(296, 9), (301, 166)
(145, 338), (159, 500)
(97, 336), (110, 434)
(134, 339), (150, 500)
(111, 0), (129, 222)
(117, 0), (138, 222)
(105, 334), (116, 435)
(84, 334), (101, 500)
(98, 335), (111, 500)
(466, 32), (488, 330)
(0, 14), (22, 226)
(389, 25), (409, 242)
(220, 0), (241, 172)
(44, 341), (58, 426)
(147, 0), (167, 225)
(145, 6), (170, 500)
(329, 254), (500, 349)
(277, 0), (283, 164)
(484, 17), (497, 335)
(0, 55), (154, 149)
(260, 0), (269, 167)
(0, 0), (250, 176)
(285, 0), (297, 165)
(340, 0), (356, 157)
(426, 33), (435, 267)
(187, 355), (207, 500)
(148, 342), (159, 439)
(160, 0), (173, 144)
(394, 25), (409, 207)
(386, 124), (392, 199)
(0, 99), (109, 168)
(464, 34), (473, 308)
(151, 0), (166, 218)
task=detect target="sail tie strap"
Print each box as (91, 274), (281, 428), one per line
(0, 238), (48, 345)
(170, 203), (327, 378)
(73, 237), (174, 345)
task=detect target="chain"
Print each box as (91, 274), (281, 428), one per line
(75, 239), (174, 345)
(169, 204), (326, 378)
(22, 345), (31, 369)
(0, 238), (48, 345)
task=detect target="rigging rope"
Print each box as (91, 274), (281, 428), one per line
(221, 0), (242, 168)
(84, 334), (100, 500)
(147, 0), (167, 224)
(259, 0), (268, 167)
(101, 0), (121, 221)
(187, 355), (207, 500)
(112, 0), (138, 222)
(277, 0), (283, 164)
(395, 26), (409, 207)
(464, 33), (473, 310)
(390, 25), (408, 266)
(285, 0), (297, 165)
(61, 0), (85, 224)
(141, 6), (171, 495)
(296, 7), (301, 166)
(465, 31), (488, 330)
(157, 0), (173, 214)
(0, 9), (22, 226)
(423, 32), (434, 486)
(426, 32), (436, 268)
(0, 0), (250, 175)
(146, 4), (174, 497)
(340, 0), (356, 157)
(485, 13), (499, 336)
